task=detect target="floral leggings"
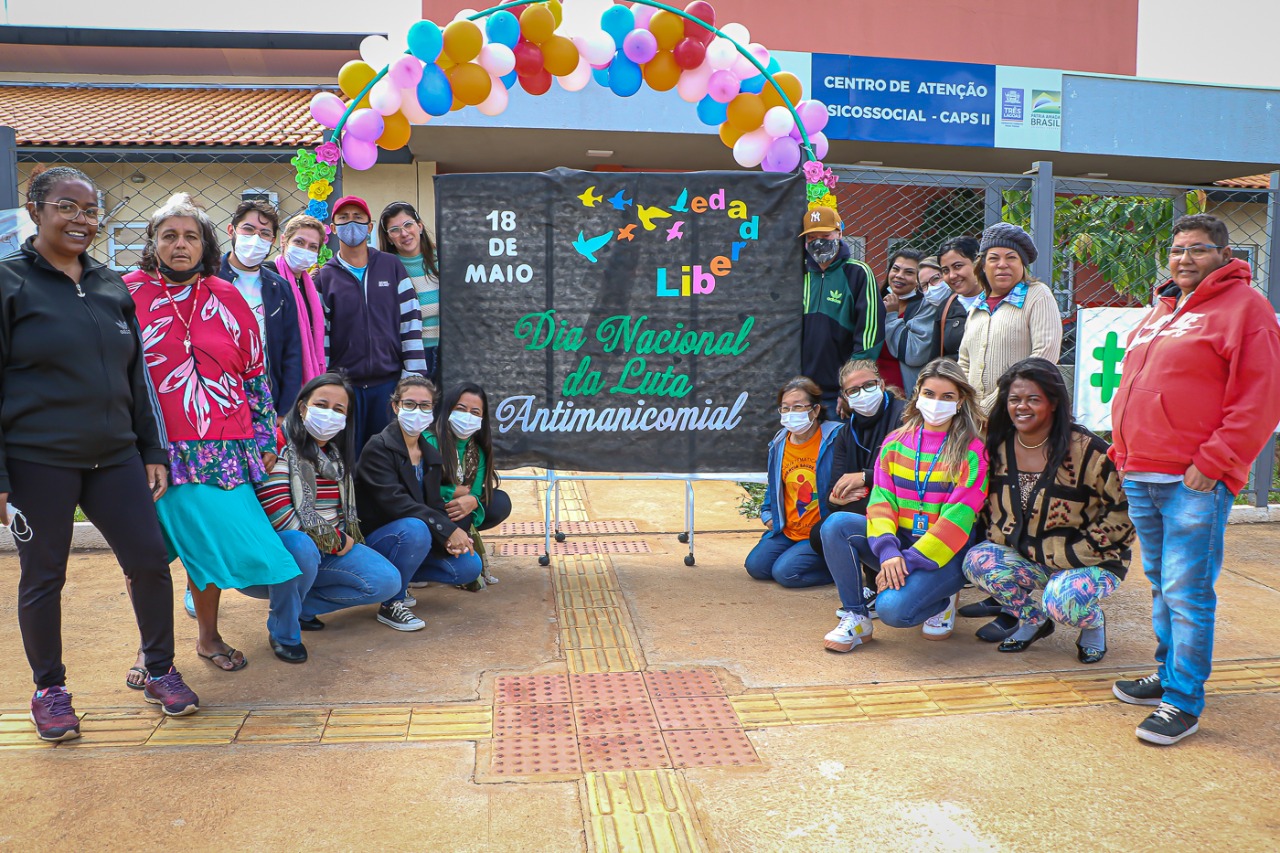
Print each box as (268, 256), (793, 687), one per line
(962, 541), (1119, 628)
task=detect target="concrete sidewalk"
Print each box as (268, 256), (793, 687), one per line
(1, 478), (1276, 851)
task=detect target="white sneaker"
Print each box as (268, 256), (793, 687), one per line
(402, 593), (417, 607)
(824, 610), (874, 653)
(922, 593), (958, 640)
(377, 601), (426, 632)
(407, 581), (432, 589)
(482, 568), (499, 585)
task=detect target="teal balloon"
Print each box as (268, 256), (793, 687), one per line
(407, 20), (443, 63)
(696, 95), (727, 125)
(607, 54), (642, 97)
(416, 64), (453, 116)
(740, 74), (766, 94)
(766, 57), (781, 74)
(592, 66), (610, 87)
(600, 5), (635, 48)
(485, 11), (519, 49)
(500, 71), (517, 89)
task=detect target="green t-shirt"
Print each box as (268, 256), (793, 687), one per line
(424, 432), (487, 527)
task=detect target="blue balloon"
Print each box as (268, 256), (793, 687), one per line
(591, 66), (611, 87)
(608, 54), (642, 97)
(416, 64), (454, 116)
(766, 57), (781, 74)
(600, 5), (636, 48)
(696, 95), (728, 126)
(500, 70), (518, 90)
(485, 10), (520, 49)
(406, 20), (443, 63)
(740, 74), (766, 95)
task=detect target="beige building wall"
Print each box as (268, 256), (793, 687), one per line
(1213, 200), (1270, 298)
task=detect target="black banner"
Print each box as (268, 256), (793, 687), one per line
(437, 167), (803, 473)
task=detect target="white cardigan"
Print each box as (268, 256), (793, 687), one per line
(957, 280), (1063, 412)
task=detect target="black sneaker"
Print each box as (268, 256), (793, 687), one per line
(299, 615), (325, 632)
(1113, 673), (1164, 706)
(1136, 702), (1199, 745)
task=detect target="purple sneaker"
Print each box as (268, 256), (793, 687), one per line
(143, 667), (200, 717)
(31, 686), (81, 742)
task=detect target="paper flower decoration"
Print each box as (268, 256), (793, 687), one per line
(307, 200), (330, 220)
(316, 142), (341, 165)
(823, 168), (838, 190)
(308, 179), (334, 201)
(802, 160), (825, 183)
(805, 182), (827, 202)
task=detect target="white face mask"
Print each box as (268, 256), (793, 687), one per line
(924, 282), (950, 306)
(233, 233), (271, 268)
(779, 411), (814, 434)
(398, 407), (434, 436)
(916, 398), (959, 427)
(303, 405), (346, 441)
(284, 244), (318, 273)
(449, 410), (483, 439)
(847, 387), (884, 417)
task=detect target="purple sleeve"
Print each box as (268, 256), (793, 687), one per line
(245, 374), (276, 455)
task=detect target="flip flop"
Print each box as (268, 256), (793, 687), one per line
(198, 647), (248, 672)
(125, 665), (148, 690)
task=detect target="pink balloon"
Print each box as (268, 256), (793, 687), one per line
(809, 131), (829, 160)
(622, 29), (658, 65)
(707, 69), (740, 104)
(399, 87), (431, 124)
(341, 134), (378, 170)
(576, 33), (616, 66)
(676, 63), (712, 102)
(705, 38), (736, 71)
(477, 76), (509, 116)
(309, 92), (346, 128)
(764, 136), (801, 172)
(789, 124), (803, 141)
(368, 79), (402, 116)
(796, 100), (829, 135)
(732, 127), (770, 168)
(389, 55), (423, 89)
(747, 42), (770, 66)
(478, 43), (516, 77)
(632, 3), (656, 28)
(345, 108), (385, 141)
(557, 56), (593, 92)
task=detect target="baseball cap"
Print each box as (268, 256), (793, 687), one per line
(799, 206), (842, 237)
(330, 195), (371, 221)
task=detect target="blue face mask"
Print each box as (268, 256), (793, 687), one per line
(335, 222), (370, 248)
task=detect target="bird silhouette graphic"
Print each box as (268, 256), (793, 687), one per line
(577, 186), (603, 207)
(571, 229), (615, 263)
(607, 190), (634, 211)
(616, 224), (637, 241)
(637, 205), (673, 231)
(666, 221), (685, 241)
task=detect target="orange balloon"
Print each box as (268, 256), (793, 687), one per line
(520, 4), (556, 44)
(438, 53), (456, 71)
(451, 96), (465, 112)
(338, 60), (377, 101)
(443, 20), (483, 64)
(541, 35), (579, 77)
(718, 121), (744, 148)
(447, 62), (493, 106)
(643, 52), (681, 92)
(725, 92), (766, 133)
(649, 10), (684, 51)
(762, 71), (804, 110)
(377, 111), (411, 150)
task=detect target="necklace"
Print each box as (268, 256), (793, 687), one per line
(1016, 433), (1050, 450)
(158, 275), (203, 353)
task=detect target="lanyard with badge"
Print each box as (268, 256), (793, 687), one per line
(912, 428), (945, 537)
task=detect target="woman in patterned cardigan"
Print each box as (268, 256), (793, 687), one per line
(962, 358), (1135, 663)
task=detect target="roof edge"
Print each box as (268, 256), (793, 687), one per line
(0, 26), (376, 51)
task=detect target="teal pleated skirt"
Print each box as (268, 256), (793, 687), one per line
(156, 483), (301, 591)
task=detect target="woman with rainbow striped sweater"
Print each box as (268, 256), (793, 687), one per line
(822, 358), (989, 652)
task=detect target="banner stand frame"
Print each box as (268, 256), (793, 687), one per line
(503, 470), (768, 566)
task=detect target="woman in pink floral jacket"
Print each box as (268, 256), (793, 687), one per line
(123, 194), (305, 676)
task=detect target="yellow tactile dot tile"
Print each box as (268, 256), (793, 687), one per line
(728, 694), (790, 727)
(235, 709), (329, 744)
(321, 707), (412, 742)
(407, 705), (492, 742)
(584, 770), (708, 853)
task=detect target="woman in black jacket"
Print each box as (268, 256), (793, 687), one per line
(355, 376), (482, 592)
(0, 167), (198, 740)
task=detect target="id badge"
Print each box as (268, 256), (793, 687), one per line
(911, 512), (929, 537)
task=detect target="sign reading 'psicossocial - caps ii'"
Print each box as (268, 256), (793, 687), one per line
(436, 168), (804, 473)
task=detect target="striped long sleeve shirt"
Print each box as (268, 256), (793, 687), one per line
(867, 427), (988, 573)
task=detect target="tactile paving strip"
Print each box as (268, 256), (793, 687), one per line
(494, 674), (572, 705)
(494, 703), (576, 737)
(570, 671), (649, 703)
(495, 540), (652, 556)
(497, 520), (641, 536)
(650, 696), (740, 731)
(579, 731), (673, 772)
(490, 733), (583, 776)
(644, 669), (726, 698)
(573, 700), (661, 735)
(662, 728), (759, 769)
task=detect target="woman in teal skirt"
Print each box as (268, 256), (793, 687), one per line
(123, 194), (303, 676)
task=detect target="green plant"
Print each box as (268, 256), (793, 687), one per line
(1002, 190), (1206, 303)
(737, 482), (767, 519)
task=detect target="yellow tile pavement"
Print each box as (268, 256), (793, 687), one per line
(583, 769), (708, 853)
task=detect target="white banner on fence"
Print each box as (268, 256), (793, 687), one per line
(1073, 306), (1148, 431)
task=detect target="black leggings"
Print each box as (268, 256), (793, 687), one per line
(10, 456), (175, 689)
(478, 489), (512, 531)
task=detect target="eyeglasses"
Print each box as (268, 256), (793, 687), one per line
(777, 403), (816, 414)
(396, 400), (431, 411)
(1169, 244), (1226, 259)
(235, 223), (275, 240)
(38, 200), (103, 224)
(841, 381), (880, 395)
(386, 224), (420, 237)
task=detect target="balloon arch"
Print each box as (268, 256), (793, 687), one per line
(291, 0), (841, 237)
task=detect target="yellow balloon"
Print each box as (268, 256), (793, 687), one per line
(437, 53), (456, 71)
(718, 121), (744, 148)
(447, 62), (493, 107)
(377, 111), (411, 150)
(649, 10), (684, 51)
(338, 60), (377, 101)
(762, 71), (804, 110)
(541, 35), (579, 77)
(443, 20), (483, 64)
(520, 5), (556, 45)
(546, 0), (563, 28)
(451, 96), (465, 112)
(643, 52), (681, 92)
(726, 92), (765, 133)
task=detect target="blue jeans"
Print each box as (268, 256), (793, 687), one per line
(241, 530), (319, 646)
(824, 519), (967, 627)
(412, 549), (484, 586)
(744, 532), (832, 588)
(1124, 480), (1231, 717)
(279, 520), (428, 620)
(364, 518), (434, 605)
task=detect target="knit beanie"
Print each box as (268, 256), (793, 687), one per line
(979, 222), (1037, 265)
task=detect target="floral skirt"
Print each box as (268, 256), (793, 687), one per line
(156, 482), (299, 591)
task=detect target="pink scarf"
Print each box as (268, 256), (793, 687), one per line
(275, 256), (326, 381)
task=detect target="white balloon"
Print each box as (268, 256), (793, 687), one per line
(719, 23), (750, 46)
(368, 78), (403, 116)
(705, 38), (737, 71)
(733, 127), (771, 169)
(676, 63), (713, 103)
(453, 7), (479, 22)
(478, 43), (516, 76)
(477, 75), (508, 116)
(359, 34), (394, 70)
(557, 57), (593, 92)
(763, 106), (795, 138)
(576, 32), (616, 67)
